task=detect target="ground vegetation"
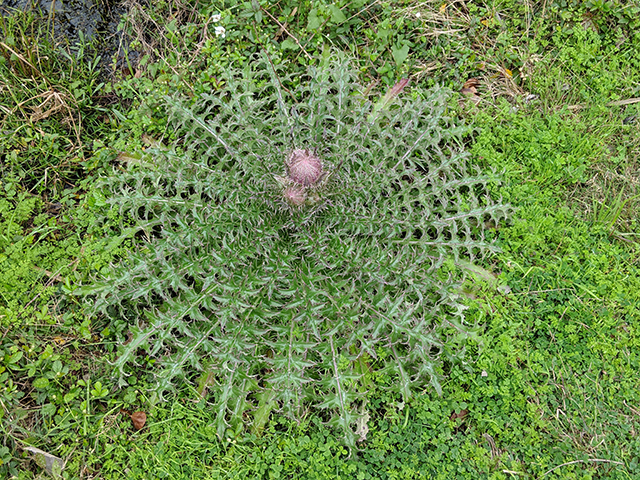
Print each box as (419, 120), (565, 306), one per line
(1, 0), (639, 478)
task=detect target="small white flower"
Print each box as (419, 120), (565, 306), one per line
(214, 26), (226, 38)
(211, 14), (221, 22)
(415, 12), (421, 18)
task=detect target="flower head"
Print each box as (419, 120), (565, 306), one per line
(211, 13), (221, 22)
(214, 26), (226, 38)
(283, 185), (307, 207)
(286, 149), (323, 186)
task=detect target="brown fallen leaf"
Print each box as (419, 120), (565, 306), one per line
(450, 409), (468, 421)
(463, 78), (480, 90)
(130, 411), (147, 430)
(460, 78), (481, 105)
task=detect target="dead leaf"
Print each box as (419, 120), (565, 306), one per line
(460, 79), (481, 106)
(24, 446), (65, 476)
(368, 78), (411, 122)
(463, 78), (480, 90)
(450, 409), (468, 421)
(607, 97), (640, 107)
(130, 411), (147, 430)
(460, 78), (482, 105)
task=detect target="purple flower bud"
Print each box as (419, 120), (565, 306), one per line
(283, 185), (306, 206)
(287, 149), (323, 186)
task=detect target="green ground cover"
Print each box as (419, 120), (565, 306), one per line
(1, 0), (639, 478)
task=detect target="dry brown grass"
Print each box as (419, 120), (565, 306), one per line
(119, 0), (217, 82)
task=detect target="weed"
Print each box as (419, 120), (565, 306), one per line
(79, 53), (509, 446)
(1, 0), (640, 477)
(0, 10), (105, 197)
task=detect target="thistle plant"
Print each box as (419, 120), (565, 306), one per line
(81, 54), (509, 445)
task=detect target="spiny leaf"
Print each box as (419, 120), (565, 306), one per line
(81, 51), (510, 444)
